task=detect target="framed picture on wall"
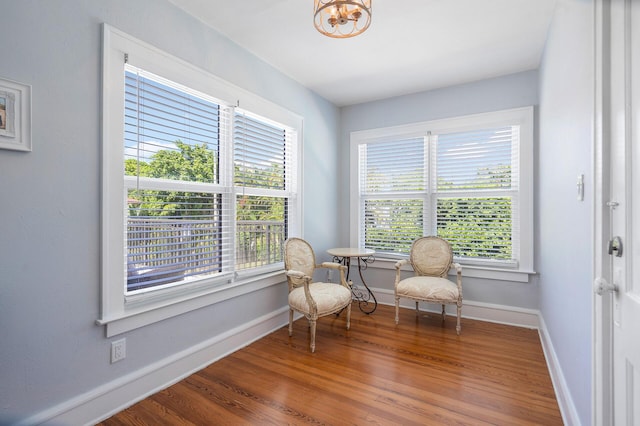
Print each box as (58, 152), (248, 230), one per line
(0, 77), (31, 152)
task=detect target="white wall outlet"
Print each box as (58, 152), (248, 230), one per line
(111, 338), (126, 363)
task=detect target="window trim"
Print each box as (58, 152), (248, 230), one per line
(349, 107), (534, 279)
(99, 24), (303, 336)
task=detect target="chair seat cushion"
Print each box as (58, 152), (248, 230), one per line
(396, 276), (459, 301)
(289, 282), (352, 316)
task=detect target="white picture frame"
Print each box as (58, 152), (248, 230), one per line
(0, 77), (32, 152)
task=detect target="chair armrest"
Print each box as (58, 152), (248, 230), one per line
(394, 259), (410, 290)
(286, 270), (311, 281)
(286, 270), (317, 310)
(453, 262), (463, 298)
(318, 262), (346, 272)
(317, 262), (350, 288)
(394, 259), (409, 270)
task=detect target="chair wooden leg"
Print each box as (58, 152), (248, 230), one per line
(441, 304), (446, 322)
(345, 303), (351, 330)
(415, 301), (420, 316)
(309, 319), (317, 353)
(288, 309), (294, 336)
(394, 296), (400, 324)
(456, 301), (462, 335)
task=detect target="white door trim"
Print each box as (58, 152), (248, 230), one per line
(593, 0), (615, 424)
(593, 0), (610, 424)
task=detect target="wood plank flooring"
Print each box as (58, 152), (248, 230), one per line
(98, 304), (563, 425)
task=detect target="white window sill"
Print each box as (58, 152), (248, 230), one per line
(96, 270), (286, 337)
(370, 257), (536, 283)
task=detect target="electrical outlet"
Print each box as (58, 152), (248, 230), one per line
(111, 338), (126, 363)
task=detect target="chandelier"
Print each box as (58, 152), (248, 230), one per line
(313, 0), (372, 38)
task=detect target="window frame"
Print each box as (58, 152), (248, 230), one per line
(98, 25), (302, 337)
(123, 64), (233, 294)
(349, 107), (534, 279)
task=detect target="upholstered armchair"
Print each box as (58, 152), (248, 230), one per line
(394, 236), (463, 334)
(284, 238), (353, 352)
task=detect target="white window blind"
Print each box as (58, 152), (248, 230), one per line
(122, 65), (298, 294)
(353, 108), (532, 269)
(433, 127), (519, 263)
(360, 138), (425, 193)
(235, 110), (288, 190)
(359, 138), (426, 254)
(234, 110), (296, 270)
(124, 65), (233, 293)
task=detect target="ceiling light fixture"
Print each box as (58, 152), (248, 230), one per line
(313, 0), (372, 38)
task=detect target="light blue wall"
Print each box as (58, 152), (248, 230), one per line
(0, 0), (595, 423)
(339, 71), (541, 309)
(0, 0), (339, 421)
(538, 1), (593, 424)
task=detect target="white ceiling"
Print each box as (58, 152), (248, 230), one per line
(168, 0), (557, 106)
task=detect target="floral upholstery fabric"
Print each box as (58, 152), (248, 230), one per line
(284, 237), (352, 352)
(410, 237), (453, 277)
(288, 282), (352, 316)
(396, 276), (459, 301)
(394, 236), (463, 334)
(285, 240), (316, 288)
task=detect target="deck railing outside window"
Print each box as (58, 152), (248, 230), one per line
(127, 218), (285, 291)
(236, 220), (285, 270)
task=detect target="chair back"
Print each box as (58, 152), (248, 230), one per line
(284, 238), (316, 288)
(410, 236), (453, 278)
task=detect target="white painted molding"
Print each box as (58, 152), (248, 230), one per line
(538, 315), (581, 426)
(374, 287), (540, 328)
(371, 257), (534, 283)
(24, 287), (572, 425)
(21, 307), (291, 426)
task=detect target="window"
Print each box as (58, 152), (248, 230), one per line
(100, 25), (301, 335)
(350, 107), (533, 272)
(124, 66), (230, 293)
(234, 111), (295, 272)
(124, 68), (295, 293)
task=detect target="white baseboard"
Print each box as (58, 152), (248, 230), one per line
(538, 315), (581, 426)
(21, 307), (291, 426)
(24, 288), (575, 426)
(373, 287), (540, 328)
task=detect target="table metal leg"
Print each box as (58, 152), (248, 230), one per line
(332, 255), (377, 314)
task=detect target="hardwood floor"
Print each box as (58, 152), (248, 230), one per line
(98, 304), (563, 425)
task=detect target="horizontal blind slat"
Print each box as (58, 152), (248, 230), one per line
(125, 65), (230, 292)
(360, 137), (426, 194)
(434, 126), (517, 192)
(234, 111), (291, 190)
(357, 121), (519, 261)
(436, 197), (513, 260)
(124, 64), (296, 293)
